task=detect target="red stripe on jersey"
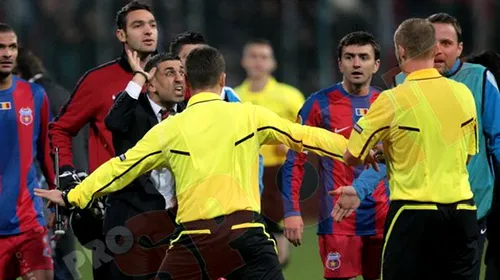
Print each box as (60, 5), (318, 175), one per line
(13, 81), (39, 232)
(372, 181), (389, 234)
(327, 90), (356, 234)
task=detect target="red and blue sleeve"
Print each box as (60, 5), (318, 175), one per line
(282, 96), (322, 217)
(38, 93), (56, 189)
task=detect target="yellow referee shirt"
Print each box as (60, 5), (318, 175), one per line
(348, 68), (478, 204)
(68, 92), (346, 224)
(235, 77), (305, 166)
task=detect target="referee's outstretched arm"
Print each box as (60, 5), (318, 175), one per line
(35, 118), (175, 209)
(252, 104), (348, 161)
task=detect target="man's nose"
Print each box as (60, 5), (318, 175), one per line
(435, 43), (443, 55)
(1, 49), (12, 58)
(352, 57), (361, 67)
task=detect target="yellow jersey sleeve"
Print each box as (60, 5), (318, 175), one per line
(253, 104), (347, 161)
(67, 121), (173, 209)
(348, 92), (395, 160)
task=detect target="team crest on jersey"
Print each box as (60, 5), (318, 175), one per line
(355, 108), (369, 116)
(326, 252), (341, 270)
(19, 107), (33, 126)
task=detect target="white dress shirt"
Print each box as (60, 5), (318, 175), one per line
(125, 81), (177, 209)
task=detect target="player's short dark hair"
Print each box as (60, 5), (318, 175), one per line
(144, 52), (180, 72)
(427, 13), (462, 43)
(15, 47), (47, 79)
(115, 1), (153, 30)
(185, 46), (225, 90)
(0, 22), (14, 34)
(466, 51), (500, 80)
(169, 32), (207, 56)
(337, 31), (381, 60)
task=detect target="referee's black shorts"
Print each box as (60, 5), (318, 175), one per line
(382, 199), (479, 280)
(155, 211), (283, 280)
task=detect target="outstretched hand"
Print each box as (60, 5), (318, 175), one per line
(328, 186), (361, 222)
(34, 189), (66, 207)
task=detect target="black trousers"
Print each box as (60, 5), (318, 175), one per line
(155, 211), (284, 280)
(381, 200), (479, 280)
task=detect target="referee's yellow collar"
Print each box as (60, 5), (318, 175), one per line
(405, 68), (442, 81)
(187, 92), (223, 108)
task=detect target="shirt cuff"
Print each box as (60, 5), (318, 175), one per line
(125, 81), (142, 100)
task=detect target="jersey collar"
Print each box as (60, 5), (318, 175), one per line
(405, 68), (442, 81)
(187, 92), (223, 108)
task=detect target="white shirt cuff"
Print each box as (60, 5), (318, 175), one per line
(125, 81), (142, 100)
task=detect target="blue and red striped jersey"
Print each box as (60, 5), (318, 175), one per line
(282, 83), (389, 236)
(0, 76), (55, 235)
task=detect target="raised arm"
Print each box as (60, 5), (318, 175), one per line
(105, 49), (155, 134)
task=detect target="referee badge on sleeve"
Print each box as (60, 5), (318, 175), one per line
(353, 123), (363, 134)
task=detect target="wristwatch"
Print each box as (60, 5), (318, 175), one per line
(61, 189), (76, 210)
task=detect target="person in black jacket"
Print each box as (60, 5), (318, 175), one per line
(103, 47), (185, 279)
(15, 47), (87, 280)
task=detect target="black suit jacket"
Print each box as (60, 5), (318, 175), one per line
(103, 91), (185, 231)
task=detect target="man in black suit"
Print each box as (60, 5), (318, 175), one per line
(103, 47), (185, 279)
